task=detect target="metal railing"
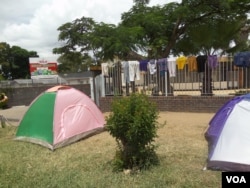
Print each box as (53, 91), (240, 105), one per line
(102, 58), (250, 96)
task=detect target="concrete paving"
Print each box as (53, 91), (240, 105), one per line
(0, 106), (29, 126)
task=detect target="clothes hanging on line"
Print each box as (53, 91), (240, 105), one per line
(139, 59), (149, 72)
(196, 55), (207, 72)
(157, 58), (167, 71)
(234, 51), (250, 67)
(148, 59), (157, 75)
(157, 58), (168, 76)
(167, 58), (176, 77)
(121, 61), (130, 83)
(128, 61), (140, 81)
(101, 61), (115, 77)
(101, 63), (109, 76)
(207, 55), (218, 69)
(187, 56), (198, 72)
(176, 56), (187, 70)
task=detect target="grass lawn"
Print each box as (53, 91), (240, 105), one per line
(0, 112), (221, 188)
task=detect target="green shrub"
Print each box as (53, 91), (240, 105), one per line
(106, 93), (161, 171)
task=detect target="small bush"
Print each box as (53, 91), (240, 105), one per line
(106, 93), (161, 171)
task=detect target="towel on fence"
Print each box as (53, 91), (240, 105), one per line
(208, 55), (218, 69)
(234, 52), (250, 67)
(139, 59), (149, 72)
(176, 56), (187, 70)
(148, 60), (157, 75)
(167, 60), (176, 77)
(122, 61), (130, 83)
(128, 61), (140, 81)
(101, 63), (109, 76)
(157, 58), (168, 76)
(187, 56), (198, 72)
(196, 55), (207, 72)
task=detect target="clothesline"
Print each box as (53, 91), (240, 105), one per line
(101, 52), (250, 82)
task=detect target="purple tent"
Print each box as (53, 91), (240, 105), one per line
(205, 93), (250, 171)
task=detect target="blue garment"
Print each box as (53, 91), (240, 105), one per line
(234, 51), (250, 67)
(157, 58), (167, 76)
(139, 60), (149, 71)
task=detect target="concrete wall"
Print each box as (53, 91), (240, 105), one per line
(3, 84), (91, 107)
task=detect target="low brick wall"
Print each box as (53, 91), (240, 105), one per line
(3, 84), (234, 113)
(99, 96), (234, 113)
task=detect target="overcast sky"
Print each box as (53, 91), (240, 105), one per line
(0, 0), (177, 57)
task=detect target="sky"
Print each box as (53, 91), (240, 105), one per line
(0, 0), (175, 58)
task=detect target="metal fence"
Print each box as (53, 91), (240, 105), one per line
(102, 57), (250, 96)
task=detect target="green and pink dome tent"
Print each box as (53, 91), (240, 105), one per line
(15, 85), (105, 150)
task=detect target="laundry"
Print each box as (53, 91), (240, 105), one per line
(128, 61), (140, 81)
(148, 59), (157, 75)
(196, 55), (207, 72)
(187, 56), (198, 72)
(234, 51), (250, 67)
(176, 56), (187, 70)
(207, 55), (218, 69)
(167, 58), (176, 77)
(122, 61), (130, 83)
(139, 59), (149, 72)
(157, 58), (168, 76)
(101, 63), (109, 76)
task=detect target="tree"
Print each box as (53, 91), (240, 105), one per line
(0, 42), (11, 75)
(53, 16), (101, 71)
(120, 3), (178, 59)
(54, 16), (144, 62)
(133, 0), (150, 5)
(54, 0), (249, 71)
(57, 52), (93, 73)
(172, 0), (250, 55)
(92, 23), (144, 60)
(122, 0), (250, 58)
(10, 46), (38, 79)
(0, 42), (38, 79)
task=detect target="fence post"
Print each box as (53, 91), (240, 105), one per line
(100, 75), (105, 97)
(89, 77), (95, 101)
(0, 115), (6, 128)
(201, 63), (213, 96)
(166, 71), (173, 96)
(165, 71), (168, 96)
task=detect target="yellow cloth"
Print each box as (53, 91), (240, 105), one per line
(176, 56), (187, 70)
(187, 56), (198, 72)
